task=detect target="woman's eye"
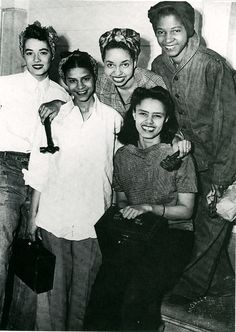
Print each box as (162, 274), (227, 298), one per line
(25, 52), (33, 56)
(122, 63), (129, 68)
(68, 79), (76, 84)
(106, 63), (114, 68)
(40, 51), (49, 56)
(173, 29), (181, 33)
(83, 77), (91, 82)
(156, 30), (164, 36)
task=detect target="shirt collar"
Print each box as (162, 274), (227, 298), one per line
(56, 94), (99, 122)
(162, 33), (200, 73)
(24, 69), (50, 91)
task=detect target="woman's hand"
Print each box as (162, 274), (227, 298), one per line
(173, 139), (191, 158)
(39, 100), (65, 124)
(27, 216), (42, 242)
(120, 204), (151, 219)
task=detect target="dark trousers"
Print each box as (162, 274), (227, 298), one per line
(84, 228), (193, 331)
(0, 151), (30, 326)
(173, 171), (234, 299)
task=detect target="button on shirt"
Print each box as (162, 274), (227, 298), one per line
(23, 95), (123, 240)
(0, 70), (70, 153)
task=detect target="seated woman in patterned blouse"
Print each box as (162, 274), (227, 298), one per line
(85, 86), (197, 331)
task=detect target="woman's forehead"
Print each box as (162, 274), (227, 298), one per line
(136, 98), (166, 113)
(104, 48), (132, 61)
(24, 38), (49, 49)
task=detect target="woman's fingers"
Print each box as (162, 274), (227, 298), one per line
(121, 207), (139, 219)
(177, 140), (191, 158)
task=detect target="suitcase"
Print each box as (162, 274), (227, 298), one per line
(95, 206), (168, 263)
(12, 239), (56, 294)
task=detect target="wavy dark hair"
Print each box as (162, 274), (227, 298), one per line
(118, 86), (178, 146)
(19, 21), (58, 57)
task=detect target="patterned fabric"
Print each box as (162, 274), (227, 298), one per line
(19, 21), (58, 57)
(148, 1), (195, 37)
(58, 49), (98, 81)
(96, 67), (166, 117)
(113, 143), (197, 230)
(99, 28), (140, 60)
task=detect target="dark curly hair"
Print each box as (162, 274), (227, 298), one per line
(118, 86), (178, 146)
(19, 21), (58, 57)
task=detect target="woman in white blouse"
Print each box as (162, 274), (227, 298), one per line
(24, 50), (123, 331)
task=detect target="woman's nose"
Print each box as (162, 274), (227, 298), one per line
(165, 32), (174, 43)
(147, 116), (154, 124)
(77, 80), (85, 89)
(34, 53), (40, 62)
(114, 66), (122, 75)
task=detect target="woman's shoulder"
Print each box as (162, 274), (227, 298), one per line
(96, 71), (115, 94)
(0, 72), (26, 89)
(178, 153), (197, 176)
(95, 95), (122, 119)
(115, 145), (132, 157)
(135, 67), (166, 89)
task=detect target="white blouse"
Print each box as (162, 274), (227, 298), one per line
(0, 70), (69, 153)
(23, 95), (123, 240)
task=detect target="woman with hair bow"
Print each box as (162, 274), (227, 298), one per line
(24, 50), (122, 331)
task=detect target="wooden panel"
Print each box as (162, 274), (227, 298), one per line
(0, 8), (27, 75)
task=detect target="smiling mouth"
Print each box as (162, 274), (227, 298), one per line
(32, 65), (44, 69)
(164, 45), (176, 51)
(112, 77), (125, 82)
(76, 90), (88, 96)
(142, 125), (155, 132)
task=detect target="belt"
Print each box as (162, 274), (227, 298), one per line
(0, 151), (30, 161)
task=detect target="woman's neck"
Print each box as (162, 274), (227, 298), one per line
(116, 76), (136, 103)
(74, 95), (95, 121)
(138, 136), (161, 149)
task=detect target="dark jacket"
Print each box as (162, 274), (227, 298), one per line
(152, 33), (236, 186)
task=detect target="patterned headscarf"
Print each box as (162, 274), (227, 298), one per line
(58, 49), (98, 82)
(99, 28), (141, 60)
(19, 21), (58, 57)
(148, 1), (195, 37)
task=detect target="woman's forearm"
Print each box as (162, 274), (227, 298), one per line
(29, 188), (41, 219)
(150, 204), (193, 220)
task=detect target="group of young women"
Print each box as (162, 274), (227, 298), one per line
(4, 1), (235, 331)
(18, 20), (195, 331)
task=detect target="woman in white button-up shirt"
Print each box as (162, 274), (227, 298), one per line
(24, 50), (123, 331)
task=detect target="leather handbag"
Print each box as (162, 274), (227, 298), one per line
(95, 206), (168, 263)
(12, 238), (56, 294)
